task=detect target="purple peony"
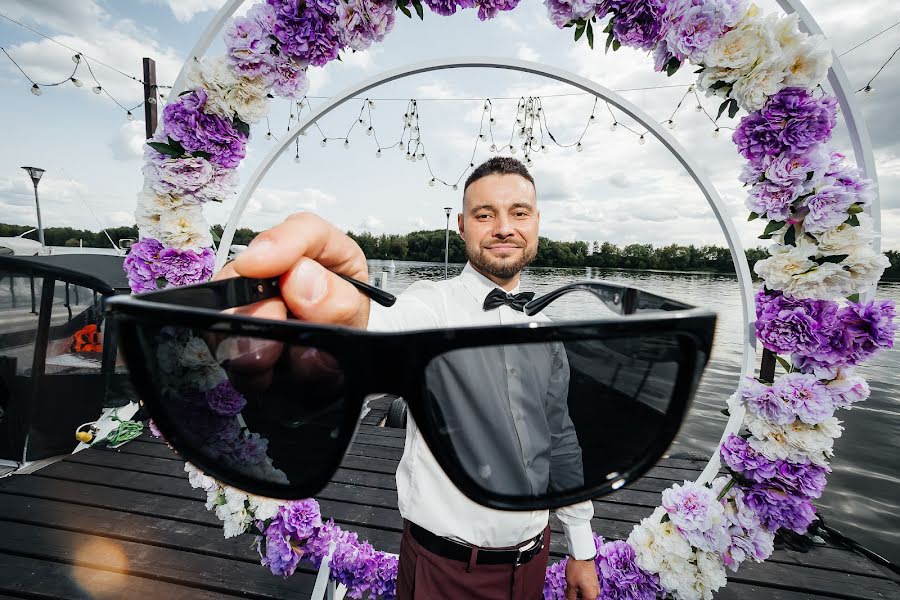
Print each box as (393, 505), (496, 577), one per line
(741, 377), (795, 425)
(203, 380), (247, 416)
(162, 90), (248, 168)
(276, 498), (323, 541)
(596, 540), (663, 599)
(475, 0), (521, 20)
(269, 0), (347, 67)
(223, 3), (278, 79)
(746, 181), (804, 222)
(661, 0), (745, 63)
(798, 183), (857, 234)
(755, 288), (839, 357)
(827, 371), (870, 409)
(719, 485), (775, 571)
(260, 528), (303, 577)
(733, 88), (838, 166)
(743, 483), (816, 533)
(336, 0), (396, 51)
(543, 0), (606, 28)
(774, 372), (835, 424)
(720, 434), (778, 482)
(124, 238), (165, 293)
(156, 246), (215, 287)
(661, 480), (728, 552)
(424, 0), (476, 16)
(838, 299), (897, 364)
(771, 459), (829, 499)
(607, 0), (671, 51)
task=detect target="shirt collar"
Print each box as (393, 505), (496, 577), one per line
(460, 262), (520, 304)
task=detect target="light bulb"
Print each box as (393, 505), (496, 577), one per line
(576, 142), (583, 152)
(610, 122), (618, 132)
(402, 113), (408, 122)
(667, 120), (676, 129)
(126, 111), (134, 121)
(695, 104), (703, 112)
(429, 178), (435, 187)
(294, 154), (301, 163)
(490, 117), (495, 124)
(510, 146), (517, 154)
(320, 138), (327, 147)
(712, 128), (720, 138)
(489, 144), (497, 153)
(863, 85), (874, 96)
(344, 139), (350, 149)
(452, 184), (458, 191)
(411, 154), (417, 162)
(358, 118), (364, 124)
(366, 127), (373, 136)
(518, 129), (525, 139)
(71, 77), (83, 87)
(526, 158), (533, 167)
(31, 84), (42, 96)
(589, 114), (595, 121)
(159, 93), (166, 100)
(72, 53), (81, 63)
(376, 149), (382, 157)
(542, 146), (548, 154)
(266, 132), (272, 140)
(147, 97), (156, 104)
(638, 135), (646, 145)
(479, 134), (486, 141)
(92, 85), (102, 94)
(406, 153), (412, 161)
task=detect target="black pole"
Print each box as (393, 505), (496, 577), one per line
(760, 348), (777, 383)
(142, 58), (158, 139)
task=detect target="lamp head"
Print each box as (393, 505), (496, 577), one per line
(21, 166), (45, 186)
(444, 207), (452, 217)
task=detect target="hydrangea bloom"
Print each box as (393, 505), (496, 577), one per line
(596, 539), (663, 599)
(157, 246), (215, 287)
(162, 89), (248, 169)
(607, 0), (671, 51)
(260, 527), (303, 577)
(124, 237), (164, 293)
(543, 0), (605, 28)
(335, 0), (396, 51)
(269, 0), (346, 67)
(204, 380), (248, 416)
(424, 0), (476, 16)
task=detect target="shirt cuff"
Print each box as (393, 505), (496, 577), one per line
(562, 520), (596, 560)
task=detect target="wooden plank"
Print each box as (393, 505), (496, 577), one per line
(0, 521), (317, 599)
(0, 552), (243, 599)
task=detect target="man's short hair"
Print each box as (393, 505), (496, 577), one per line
(463, 156), (535, 194)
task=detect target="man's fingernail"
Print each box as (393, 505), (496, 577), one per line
(295, 260), (327, 304)
(244, 238), (275, 257)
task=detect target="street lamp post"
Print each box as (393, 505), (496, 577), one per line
(21, 166), (46, 251)
(443, 207), (453, 280)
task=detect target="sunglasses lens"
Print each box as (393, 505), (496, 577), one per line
(131, 324), (349, 496)
(423, 333), (701, 503)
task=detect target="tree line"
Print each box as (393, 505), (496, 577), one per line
(3, 222), (897, 280)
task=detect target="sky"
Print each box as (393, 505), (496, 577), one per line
(0, 0), (898, 254)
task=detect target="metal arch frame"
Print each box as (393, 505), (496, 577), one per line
(163, 1), (881, 488)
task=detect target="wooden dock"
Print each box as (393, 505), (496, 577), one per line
(0, 398), (896, 599)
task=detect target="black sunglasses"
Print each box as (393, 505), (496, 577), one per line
(106, 275), (715, 511)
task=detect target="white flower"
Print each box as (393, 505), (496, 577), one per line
(188, 56), (270, 124)
(731, 53), (790, 112)
(747, 414), (842, 466)
(629, 507), (693, 575)
(158, 204), (213, 250)
(135, 188), (185, 240)
(185, 462), (220, 492)
(842, 247), (891, 289)
(782, 261), (853, 300)
(248, 495), (282, 521)
(773, 13), (832, 89)
(694, 551), (728, 599)
(817, 214), (877, 255)
(826, 368), (870, 408)
(753, 243), (817, 290)
(698, 6), (778, 95)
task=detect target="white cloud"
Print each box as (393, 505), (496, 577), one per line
(160, 0), (228, 23)
(408, 217), (428, 230)
(516, 44), (541, 63)
(359, 215), (384, 231)
(109, 121), (148, 161)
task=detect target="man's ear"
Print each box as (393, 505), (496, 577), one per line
(457, 212), (465, 238)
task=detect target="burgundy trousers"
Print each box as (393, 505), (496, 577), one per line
(397, 521), (551, 600)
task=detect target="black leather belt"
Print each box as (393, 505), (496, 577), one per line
(409, 522), (544, 566)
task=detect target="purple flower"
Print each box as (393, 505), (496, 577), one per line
(799, 183), (857, 233)
(755, 289), (838, 356)
(148, 418), (165, 441)
(763, 147), (831, 189)
(270, 56), (310, 98)
(838, 299), (897, 364)
(719, 486), (774, 571)
(157, 247), (215, 287)
(772, 459), (829, 499)
(203, 380), (247, 416)
(733, 88), (838, 166)
(260, 528), (303, 577)
(543, 0), (606, 28)
(304, 519), (360, 568)
(275, 499), (323, 541)
(269, 0), (347, 67)
(475, 0), (521, 20)
(741, 377), (795, 425)
(335, 0), (395, 51)
(162, 90), (248, 168)
(607, 0), (671, 51)
(746, 181), (804, 222)
(226, 430), (271, 466)
(774, 372), (835, 424)
(424, 0), (475, 16)
(720, 434), (778, 482)
(543, 556), (568, 599)
(596, 540), (662, 599)
(223, 4), (277, 79)
(743, 483), (816, 533)
(662, 0), (745, 63)
(827, 372), (870, 409)
(124, 238), (164, 293)
(661, 480), (727, 551)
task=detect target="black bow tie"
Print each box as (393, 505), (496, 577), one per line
(483, 288), (535, 312)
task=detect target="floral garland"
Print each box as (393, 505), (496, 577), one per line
(132, 1), (896, 599)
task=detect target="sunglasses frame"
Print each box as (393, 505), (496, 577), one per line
(106, 276), (716, 511)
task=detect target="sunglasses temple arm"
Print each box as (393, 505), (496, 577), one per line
(523, 283), (637, 316)
(337, 274), (396, 307)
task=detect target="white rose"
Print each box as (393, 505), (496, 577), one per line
(223, 76), (270, 124)
(187, 56), (240, 120)
(699, 6), (779, 97)
(185, 462), (220, 492)
(842, 247), (891, 288)
(783, 35), (832, 89)
(695, 551), (728, 600)
(753, 243), (817, 290)
(817, 214), (877, 255)
(135, 188), (185, 240)
(731, 54), (790, 112)
(158, 204), (213, 250)
(248, 495), (282, 522)
(782, 261), (853, 300)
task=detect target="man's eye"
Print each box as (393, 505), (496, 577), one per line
(476, 214), (490, 220)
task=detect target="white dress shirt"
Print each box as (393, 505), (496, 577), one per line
(367, 263), (596, 559)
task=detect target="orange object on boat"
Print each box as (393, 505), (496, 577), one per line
(73, 323), (103, 353)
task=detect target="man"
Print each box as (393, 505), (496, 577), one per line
(226, 157), (600, 599)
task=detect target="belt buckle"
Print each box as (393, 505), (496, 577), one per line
(514, 547), (526, 568)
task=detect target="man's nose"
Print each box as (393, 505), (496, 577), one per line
(492, 215), (514, 237)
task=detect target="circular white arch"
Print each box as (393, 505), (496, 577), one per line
(165, 1), (881, 486)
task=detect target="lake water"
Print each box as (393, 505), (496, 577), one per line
(367, 259), (900, 566)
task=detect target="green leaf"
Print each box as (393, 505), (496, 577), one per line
(166, 137), (185, 155)
(563, 21), (574, 28)
(784, 224), (797, 246)
(847, 293), (860, 302)
(775, 355), (792, 372)
(748, 212), (760, 222)
(397, 0), (412, 18)
(848, 203), (864, 215)
(694, 67), (705, 73)
(574, 20), (586, 41)
(612, 39), (621, 51)
(716, 99), (730, 120)
(720, 408), (730, 417)
(727, 98), (740, 119)
(586, 21), (594, 49)
(661, 513), (670, 523)
(191, 150), (212, 160)
(232, 117), (250, 138)
(178, 90), (193, 97)
(210, 228), (221, 243)
(762, 220), (785, 237)
(816, 253), (849, 264)
(847, 214), (860, 226)
(758, 233), (774, 240)
(665, 58), (681, 77)
(155, 277), (167, 289)
(603, 18), (614, 34)
(411, 0), (424, 20)
(709, 80), (728, 91)
(147, 141), (182, 157)
(605, 30), (614, 54)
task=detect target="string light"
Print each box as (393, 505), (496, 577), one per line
(639, 135), (646, 145)
(70, 77), (82, 87)
(92, 85), (102, 94)
(126, 111), (134, 121)
(30, 83), (41, 96)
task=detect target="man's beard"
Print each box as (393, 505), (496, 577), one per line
(467, 241), (537, 280)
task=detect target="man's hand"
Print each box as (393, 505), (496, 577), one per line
(223, 212), (371, 329)
(565, 557), (599, 600)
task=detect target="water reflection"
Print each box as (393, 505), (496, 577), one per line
(368, 259), (900, 565)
